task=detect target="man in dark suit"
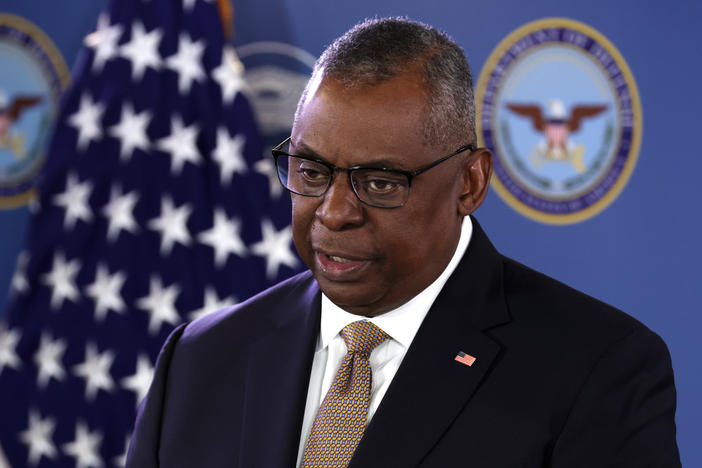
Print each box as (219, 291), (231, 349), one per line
(127, 18), (680, 467)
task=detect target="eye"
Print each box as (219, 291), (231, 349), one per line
(366, 178), (400, 193)
(296, 161), (329, 184)
(358, 170), (409, 195)
(299, 168), (325, 181)
(353, 170), (408, 197)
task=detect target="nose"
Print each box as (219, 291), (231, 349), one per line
(315, 171), (364, 230)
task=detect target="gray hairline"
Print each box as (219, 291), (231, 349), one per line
(293, 19), (477, 151)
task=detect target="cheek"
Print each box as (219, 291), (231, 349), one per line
(390, 233), (428, 270)
(389, 198), (458, 265)
(377, 222), (426, 270)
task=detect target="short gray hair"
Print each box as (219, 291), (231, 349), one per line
(295, 17), (476, 149)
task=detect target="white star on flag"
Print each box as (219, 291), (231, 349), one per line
(136, 275), (182, 335)
(165, 33), (205, 94)
(147, 196), (193, 255)
(62, 421), (104, 468)
(183, 0), (215, 12)
(0, 323), (22, 374)
(121, 354), (155, 407)
(119, 21), (162, 80)
(68, 93), (105, 151)
(34, 333), (67, 388)
(85, 14), (123, 72)
(108, 102), (152, 161)
(40, 252), (81, 310)
(156, 115), (201, 175)
(52, 172), (94, 230)
(198, 209), (246, 267)
(212, 127), (247, 185)
(251, 219), (299, 279)
(10, 251), (30, 295)
(102, 185), (140, 242)
(85, 264), (127, 322)
(188, 286), (235, 321)
(212, 47), (246, 103)
(19, 410), (58, 466)
(254, 158), (284, 198)
(73, 343), (115, 402)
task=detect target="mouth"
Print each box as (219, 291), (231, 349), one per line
(328, 254), (354, 263)
(314, 250), (373, 280)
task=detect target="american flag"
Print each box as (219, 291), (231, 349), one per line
(0, 0), (302, 466)
(454, 351), (476, 367)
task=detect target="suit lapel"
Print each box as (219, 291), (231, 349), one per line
(350, 218), (511, 468)
(239, 277), (321, 468)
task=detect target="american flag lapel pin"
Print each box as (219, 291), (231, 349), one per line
(454, 351), (476, 367)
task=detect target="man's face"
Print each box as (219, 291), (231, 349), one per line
(290, 72), (470, 317)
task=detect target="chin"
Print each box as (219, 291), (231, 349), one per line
(318, 281), (385, 315)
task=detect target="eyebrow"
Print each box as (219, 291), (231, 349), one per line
(291, 139), (409, 171)
(292, 140), (324, 160)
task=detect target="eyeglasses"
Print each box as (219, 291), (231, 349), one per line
(271, 137), (475, 208)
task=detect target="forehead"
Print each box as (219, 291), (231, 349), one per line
(292, 73), (432, 167)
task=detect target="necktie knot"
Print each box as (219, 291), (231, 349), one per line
(340, 320), (388, 358)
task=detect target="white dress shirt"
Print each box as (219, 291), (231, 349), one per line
(295, 216), (473, 466)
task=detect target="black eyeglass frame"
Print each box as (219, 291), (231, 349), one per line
(271, 136), (476, 208)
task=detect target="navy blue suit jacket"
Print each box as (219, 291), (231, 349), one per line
(126, 219), (680, 467)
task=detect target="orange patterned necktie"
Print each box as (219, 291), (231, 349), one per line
(300, 320), (389, 468)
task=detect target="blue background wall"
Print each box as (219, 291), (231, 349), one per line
(1, 0), (700, 466)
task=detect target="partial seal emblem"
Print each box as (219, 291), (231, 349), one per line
(476, 18), (642, 224)
(236, 41), (316, 152)
(0, 14), (69, 209)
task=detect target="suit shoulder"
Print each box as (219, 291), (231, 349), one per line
(177, 270), (317, 348)
(500, 255), (650, 344)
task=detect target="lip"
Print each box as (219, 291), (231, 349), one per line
(314, 249), (373, 281)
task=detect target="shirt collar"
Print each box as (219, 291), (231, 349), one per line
(319, 216), (473, 350)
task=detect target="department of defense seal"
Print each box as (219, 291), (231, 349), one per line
(476, 18), (642, 224)
(0, 14), (69, 209)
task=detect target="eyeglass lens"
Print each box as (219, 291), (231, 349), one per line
(275, 153), (410, 207)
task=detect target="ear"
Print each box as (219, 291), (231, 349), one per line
(457, 148), (493, 216)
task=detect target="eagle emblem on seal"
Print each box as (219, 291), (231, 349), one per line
(506, 99), (607, 173)
(0, 91), (43, 160)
